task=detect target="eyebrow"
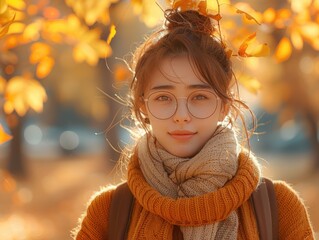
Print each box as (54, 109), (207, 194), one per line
(150, 84), (212, 91)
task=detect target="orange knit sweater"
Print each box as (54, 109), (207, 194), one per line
(74, 152), (314, 239)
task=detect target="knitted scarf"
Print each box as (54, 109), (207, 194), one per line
(137, 127), (240, 240)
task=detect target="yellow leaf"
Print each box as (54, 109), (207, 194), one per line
(275, 9), (291, 29)
(238, 32), (256, 57)
(66, 0), (119, 26)
(22, 19), (42, 42)
(36, 57), (54, 78)
(290, 0), (312, 13)
(0, 124), (12, 144)
(30, 42), (51, 64)
(4, 75), (47, 116)
(7, 0), (26, 10)
(114, 64), (131, 82)
(206, 0), (230, 12)
(234, 3), (262, 25)
(275, 37), (292, 62)
(262, 8), (276, 24)
(73, 43), (98, 65)
(247, 43), (270, 57)
(290, 29), (303, 50)
(238, 32), (269, 57)
(6, 22), (25, 34)
(0, 0), (15, 38)
(106, 24), (116, 45)
(300, 22), (319, 39)
(132, 0), (163, 27)
(238, 74), (261, 94)
(172, 0), (197, 11)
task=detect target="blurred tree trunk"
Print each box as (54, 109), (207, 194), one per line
(6, 113), (26, 177)
(273, 35), (319, 170)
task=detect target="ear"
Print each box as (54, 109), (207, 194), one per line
(139, 103), (148, 117)
(218, 103), (230, 122)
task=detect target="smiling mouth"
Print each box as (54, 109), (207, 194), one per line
(169, 131), (197, 140)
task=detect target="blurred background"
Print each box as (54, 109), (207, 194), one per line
(0, 0), (318, 239)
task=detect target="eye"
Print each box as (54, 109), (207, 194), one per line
(156, 95), (171, 101)
(149, 92), (174, 103)
(192, 93), (209, 101)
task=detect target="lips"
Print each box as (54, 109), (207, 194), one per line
(168, 130), (197, 140)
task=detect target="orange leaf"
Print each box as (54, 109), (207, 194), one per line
(235, 3), (261, 25)
(30, 42), (51, 64)
(36, 57), (54, 78)
(238, 74), (261, 94)
(262, 8), (276, 24)
(114, 64), (131, 82)
(290, 29), (303, 50)
(0, 0), (16, 38)
(172, 0), (198, 12)
(249, 44), (269, 57)
(0, 124), (12, 144)
(238, 32), (257, 57)
(275, 37), (292, 62)
(4, 75), (47, 116)
(238, 32), (269, 57)
(106, 24), (116, 45)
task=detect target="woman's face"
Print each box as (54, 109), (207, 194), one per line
(142, 56), (226, 158)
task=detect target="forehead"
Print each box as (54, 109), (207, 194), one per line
(146, 56), (208, 91)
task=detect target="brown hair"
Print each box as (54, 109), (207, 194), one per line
(128, 9), (255, 144)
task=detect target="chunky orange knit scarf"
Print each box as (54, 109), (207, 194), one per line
(138, 127), (239, 239)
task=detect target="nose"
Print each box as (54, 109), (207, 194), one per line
(173, 98), (191, 123)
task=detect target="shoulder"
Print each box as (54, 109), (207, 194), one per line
(72, 185), (117, 240)
(272, 180), (305, 208)
(87, 185), (116, 210)
(272, 180), (314, 239)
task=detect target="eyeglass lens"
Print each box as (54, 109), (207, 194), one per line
(145, 90), (218, 119)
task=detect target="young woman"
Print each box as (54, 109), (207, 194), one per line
(73, 6), (314, 240)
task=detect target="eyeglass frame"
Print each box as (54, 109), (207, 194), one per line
(142, 90), (220, 120)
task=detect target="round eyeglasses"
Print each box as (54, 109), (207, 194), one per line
(143, 90), (219, 120)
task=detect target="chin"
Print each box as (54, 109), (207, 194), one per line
(170, 149), (198, 158)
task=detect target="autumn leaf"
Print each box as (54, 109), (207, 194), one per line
(238, 74), (261, 94)
(22, 19), (43, 42)
(275, 37), (292, 62)
(262, 8), (276, 24)
(238, 32), (269, 57)
(114, 64), (131, 82)
(6, 0), (26, 10)
(66, 0), (120, 26)
(36, 56), (54, 78)
(0, 124), (12, 144)
(131, 0), (164, 27)
(4, 75), (47, 116)
(106, 24), (116, 45)
(30, 42), (51, 64)
(234, 3), (262, 25)
(290, 28), (303, 50)
(172, 0), (200, 12)
(0, 0), (16, 38)
(29, 42), (55, 78)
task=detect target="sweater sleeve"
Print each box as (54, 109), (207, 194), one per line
(73, 187), (115, 240)
(273, 181), (314, 240)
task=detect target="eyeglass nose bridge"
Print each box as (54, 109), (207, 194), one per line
(173, 96), (191, 119)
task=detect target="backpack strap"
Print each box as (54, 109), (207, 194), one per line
(251, 177), (278, 240)
(109, 178), (279, 240)
(108, 182), (134, 240)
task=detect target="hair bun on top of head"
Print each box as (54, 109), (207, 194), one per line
(164, 9), (214, 36)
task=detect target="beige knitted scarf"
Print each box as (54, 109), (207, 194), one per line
(137, 126), (240, 239)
